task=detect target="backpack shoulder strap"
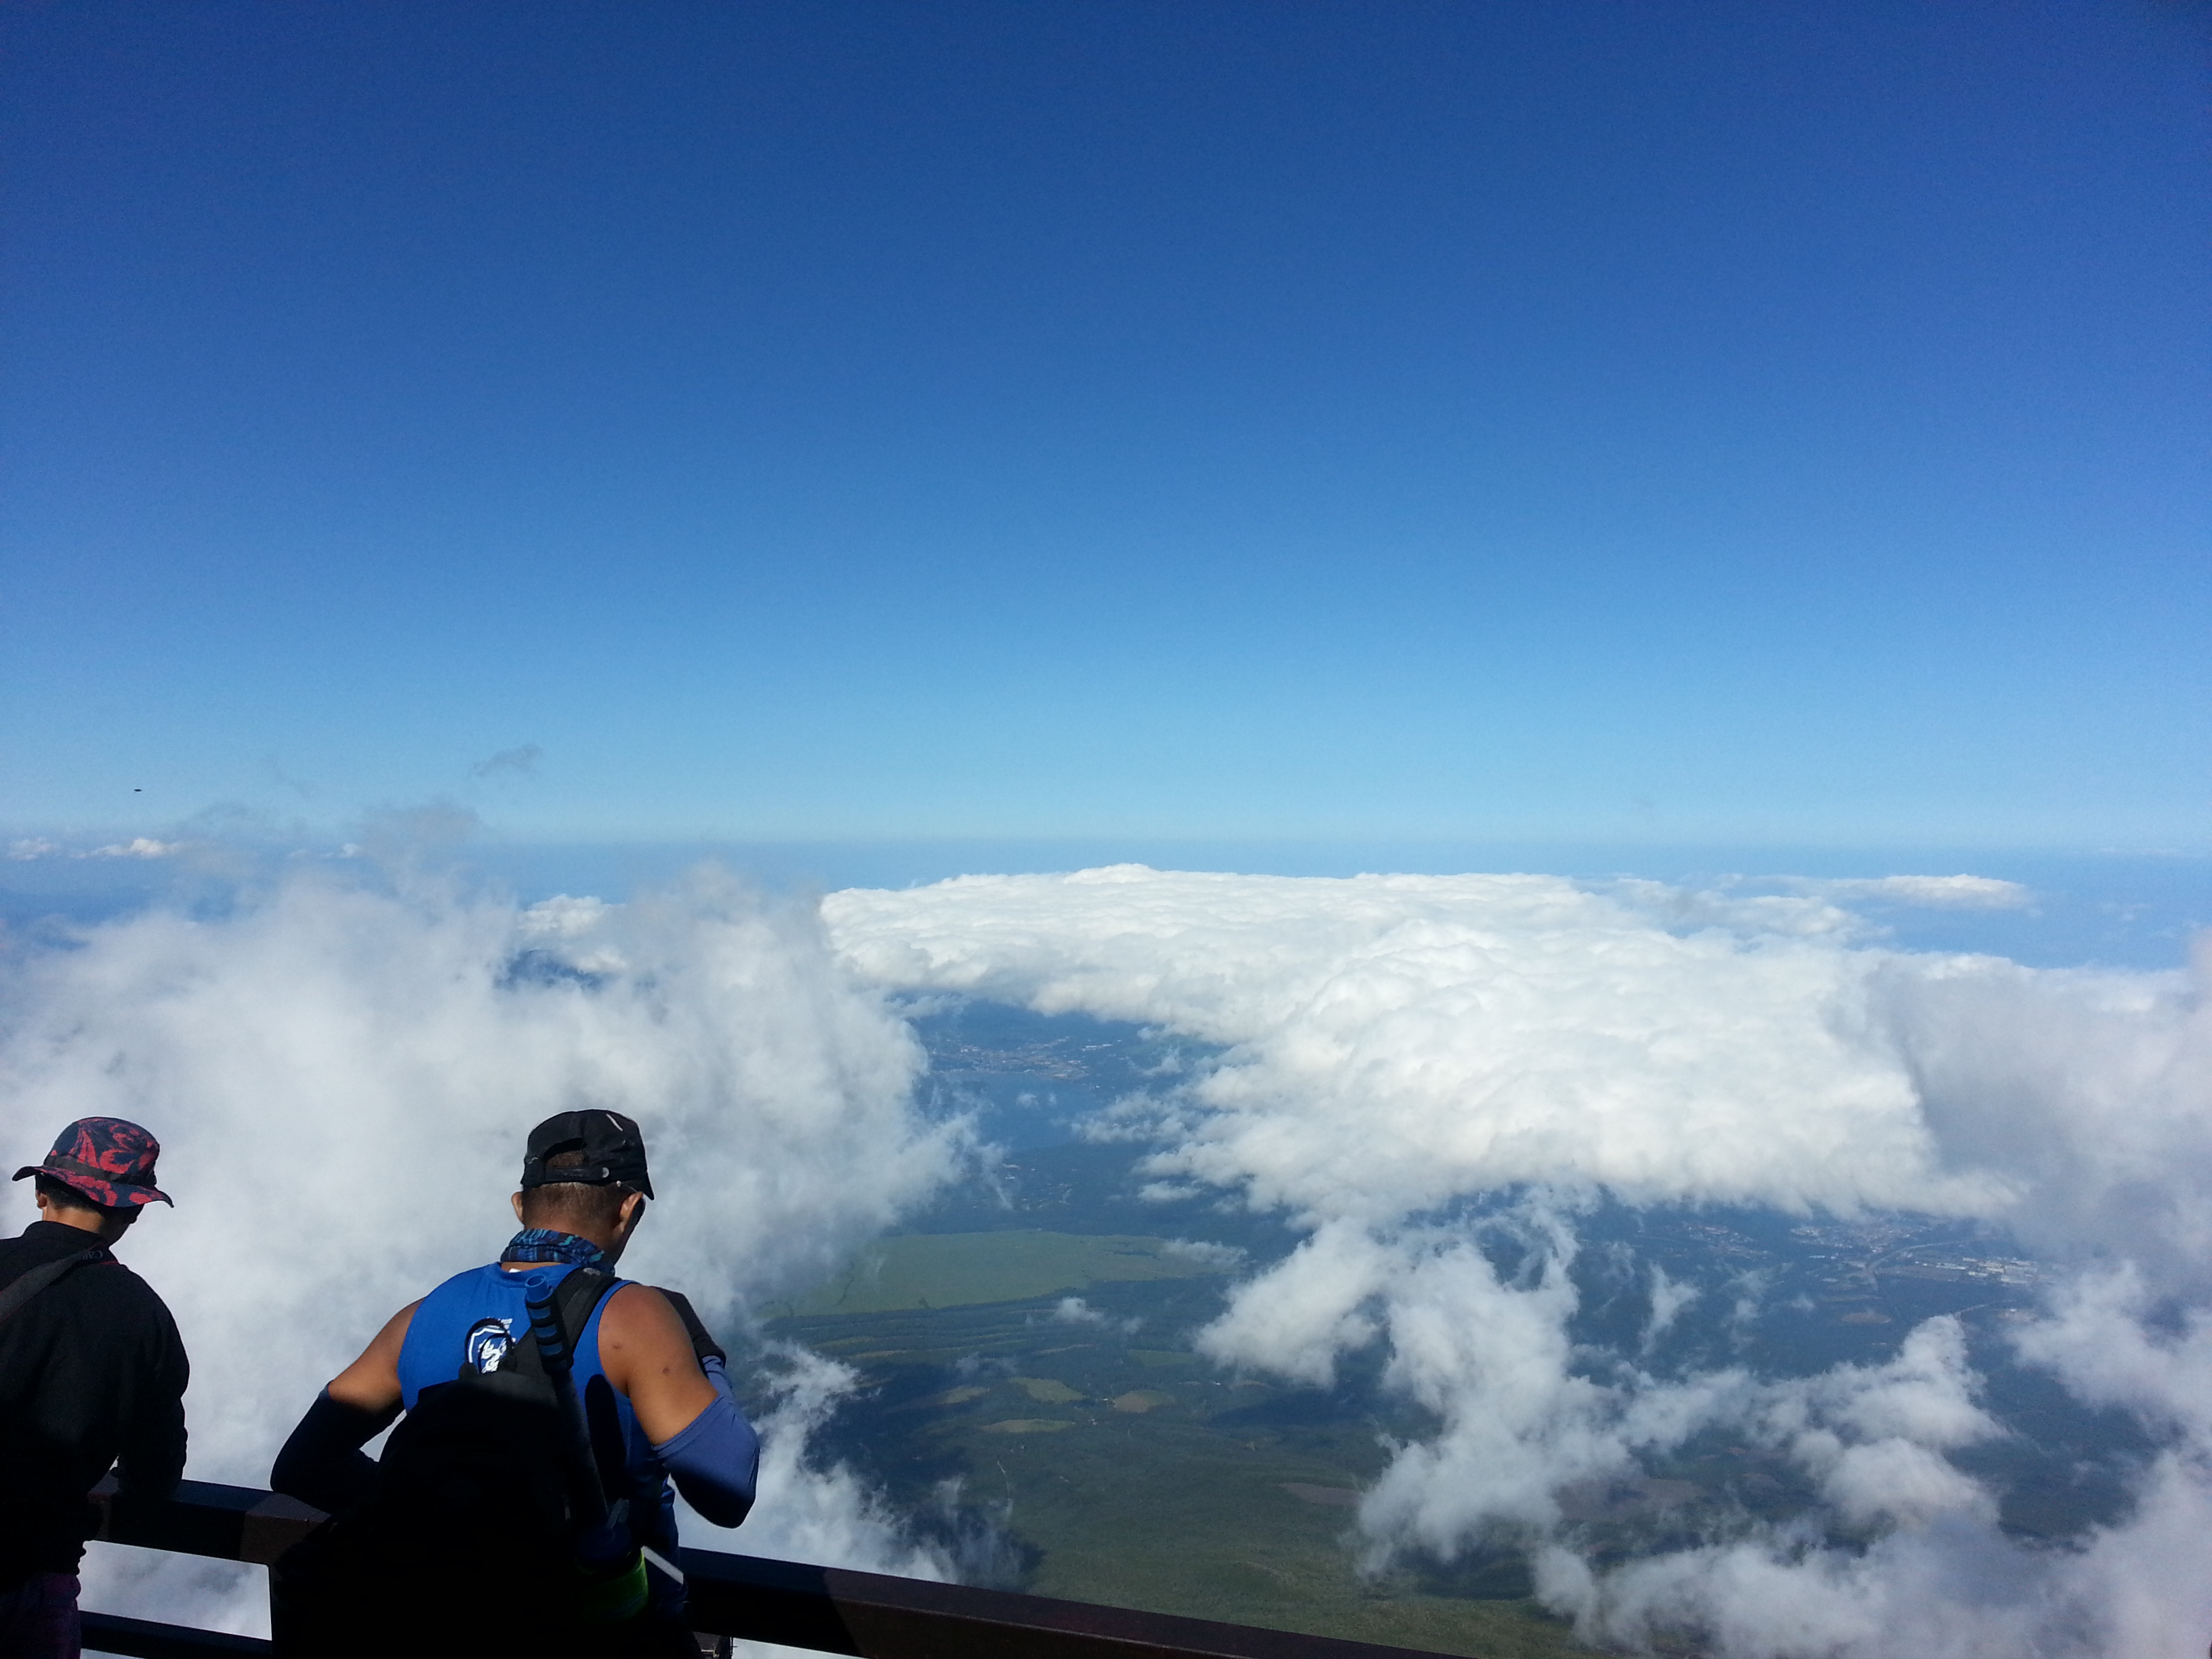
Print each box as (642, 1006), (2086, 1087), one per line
(0, 1244), (108, 1332)
(551, 1267), (621, 1343)
(494, 1268), (624, 1378)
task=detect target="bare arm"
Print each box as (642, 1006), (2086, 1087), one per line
(324, 1300), (420, 1419)
(595, 1283), (717, 1444)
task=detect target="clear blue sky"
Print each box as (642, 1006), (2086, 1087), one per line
(4, 1), (2206, 847)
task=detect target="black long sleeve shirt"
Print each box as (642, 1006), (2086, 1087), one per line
(0, 1220), (189, 1583)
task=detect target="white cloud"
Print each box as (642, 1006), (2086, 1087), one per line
(3, 865), (968, 1633)
(1160, 1237), (1245, 1271)
(4, 836), (181, 861)
(1048, 1296), (1137, 1333)
(824, 864), (2212, 1657)
(1197, 1220), (1392, 1387)
(87, 838), (178, 859)
(686, 1345), (953, 1579)
(828, 867), (2007, 1218)
(1769, 1321), (2001, 1532)
(2, 836), (181, 862)
(693, 1346), (970, 1659)
(1808, 875), (2032, 910)
(1641, 1265), (1698, 1354)
(1816, 1437), (1989, 1531)
(516, 893), (614, 939)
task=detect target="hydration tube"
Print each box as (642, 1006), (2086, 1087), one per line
(523, 1271), (649, 1624)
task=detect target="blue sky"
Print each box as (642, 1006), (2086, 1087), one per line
(3, 1), (2206, 847)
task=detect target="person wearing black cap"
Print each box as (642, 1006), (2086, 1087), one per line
(271, 1110), (758, 1656)
(0, 1118), (188, 1659)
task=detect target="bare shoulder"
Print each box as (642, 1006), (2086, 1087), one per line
(327, 1298), (423, 1413)
(597, 1282), (715, 1441)
(365, 1298), (424, 1356)
(598, 1282), (687, 1347)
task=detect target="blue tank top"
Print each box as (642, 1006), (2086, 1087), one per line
(395, 1262), (680, 1568)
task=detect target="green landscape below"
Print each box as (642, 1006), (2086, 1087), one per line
(773, 1228), (1231, 1316)
(760, 1225), (1591, 1658)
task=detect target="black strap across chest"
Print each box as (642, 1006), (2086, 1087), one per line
(0, 1244), (109, 1332)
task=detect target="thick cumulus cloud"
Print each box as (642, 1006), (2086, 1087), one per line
(828, 867), (2042, 1220)
(825, 866), (2212, 1657)
(0, 867), (968, 1632)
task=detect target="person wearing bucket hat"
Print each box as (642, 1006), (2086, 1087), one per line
(0, 1118), (188, 1659)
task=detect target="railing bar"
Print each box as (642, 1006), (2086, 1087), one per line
(87, 1481), (1486, 1659)
(81, 1611), (274, 1658)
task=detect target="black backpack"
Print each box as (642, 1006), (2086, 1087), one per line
(274, 1269), (638, 1658)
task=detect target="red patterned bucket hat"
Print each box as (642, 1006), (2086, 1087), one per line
(12, 1117), (172, 1208)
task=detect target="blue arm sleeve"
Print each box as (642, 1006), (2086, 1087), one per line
(652, 1355), (759, 1528)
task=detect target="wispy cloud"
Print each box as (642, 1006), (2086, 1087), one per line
(469, 743), (544, 780)
(87, 837), (178, 859)
(8, 836), (178, 861)
(1048, 1296), (1139, 1334)
(1784, 873), (2032, 910)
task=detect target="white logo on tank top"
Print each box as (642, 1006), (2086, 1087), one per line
(464, 1316), (514, 1373)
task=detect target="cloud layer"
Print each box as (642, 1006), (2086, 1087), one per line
(826, 865), (2212, 1657)
(14, 857), (2209, 1654)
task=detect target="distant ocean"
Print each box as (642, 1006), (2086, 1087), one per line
(5, 837), (2207, 971)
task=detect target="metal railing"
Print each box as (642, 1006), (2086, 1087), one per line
(85, 1480), (1474, 1659)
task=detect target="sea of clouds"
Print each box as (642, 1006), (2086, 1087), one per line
(825, 865), (2212, 1658)
(0, 864), (966, 1636)
(5, 857), (2210, 1655)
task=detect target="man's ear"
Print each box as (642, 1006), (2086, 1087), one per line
(620, 1191), (647, 1231)
(510, 1191), (526, 1224)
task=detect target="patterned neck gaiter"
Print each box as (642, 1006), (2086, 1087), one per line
(498, 1227), (610, 1271)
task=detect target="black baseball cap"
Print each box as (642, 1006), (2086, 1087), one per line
(520, 1109), (654, 1200)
